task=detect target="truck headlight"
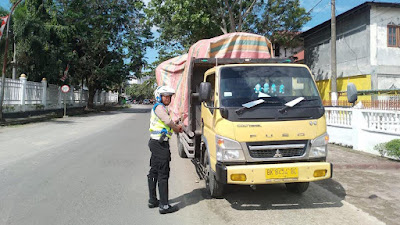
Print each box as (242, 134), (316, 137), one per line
(309, 133), (329, 158)
(216, 135), (245, 162)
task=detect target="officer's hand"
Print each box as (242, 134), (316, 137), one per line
(173, 124), (183, 133)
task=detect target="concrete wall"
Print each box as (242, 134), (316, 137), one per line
(304, 6), (372, 81)
(305, 4), (400, 95)
(274, 46), (303, 58)
(1, 77), (118, 113)
(326, 107), (400, 157)
(370, 5), (400, 90)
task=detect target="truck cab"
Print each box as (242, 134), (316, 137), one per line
(179, 58), (331, 197)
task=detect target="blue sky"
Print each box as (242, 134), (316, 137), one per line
(300, 0), (400, 31)
(2, 0), (399, 65)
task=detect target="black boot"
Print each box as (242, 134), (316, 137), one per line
(159, 204), (179, 214)
(158, 180), (168, 206)
(158, 181), (178, 214)
(148, 177), (159, 208)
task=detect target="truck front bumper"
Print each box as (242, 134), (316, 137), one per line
(216, 162), (332, 185)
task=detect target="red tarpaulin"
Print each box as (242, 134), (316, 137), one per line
(156, 32), (273, 126)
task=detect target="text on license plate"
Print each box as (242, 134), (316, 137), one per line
(265, 167), (299, 179)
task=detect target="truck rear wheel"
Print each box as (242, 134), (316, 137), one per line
(285, 182), (309, 194)
(177, 135), (187, 158)
(205, 159), (224, 198)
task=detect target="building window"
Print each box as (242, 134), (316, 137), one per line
(387, 25), (399, 47)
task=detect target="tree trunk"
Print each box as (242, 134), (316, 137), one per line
(219, 3), (228, 34)
(86, 85), (95, 110)
(224, 0), (236, 32)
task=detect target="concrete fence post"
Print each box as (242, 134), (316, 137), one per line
(94, 91), (98, 106)
(19, 74), (27, 112)
(79, 88), (83, 106)
(41, 78), (47, 108)
(100, 90), (105, 105)
(99, 90), (102, 105)
(70, 85), (75, 106)
(351, 109), (364, 151)
(58, 86), (62, 108)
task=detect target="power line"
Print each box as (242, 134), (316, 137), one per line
(311, 1), (331, 17)
(308, 0), (327, 14)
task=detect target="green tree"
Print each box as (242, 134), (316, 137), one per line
(0, 7), (8, 16)
(58, 0), (152, 109)
(11, 0), (72, 83)
(0, 6), (11, 75)
(253, 0), (311, 48)
(125, 79), (155, 101)
(3, 0), (151, 109)
(146, 0), (259, 51)
(146, 0), (309, 51)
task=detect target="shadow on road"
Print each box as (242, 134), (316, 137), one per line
(48, 120), (76, 124)
(223, 179), (346, 211)
(314, 178), (347, 198)
(170, 178), (346, 211)
(169, 188), (211, 210)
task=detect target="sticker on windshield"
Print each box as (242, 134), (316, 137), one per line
(254, 84), (262, 93)
(263, 83), (269, 93)
(224, 92), (233, 97)
(271, 84), (276, 95)
(279, 84), (285, 94)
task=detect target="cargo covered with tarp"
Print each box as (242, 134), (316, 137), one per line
(155, 32), (273, 127)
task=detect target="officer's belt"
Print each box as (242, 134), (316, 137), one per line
(151, 131), (173, 136)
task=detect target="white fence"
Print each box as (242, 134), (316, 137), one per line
(325, 107), (400, 156)
(0, 76), (118, 113)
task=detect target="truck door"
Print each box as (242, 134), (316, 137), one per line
(202, 73), (217, 164)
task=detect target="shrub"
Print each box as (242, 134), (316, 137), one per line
(374, 143), (386, 157)
(375, 139), (400, 159)
(385, 139), (400, 158)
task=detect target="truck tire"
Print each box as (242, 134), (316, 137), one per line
(285, 182), (309, 194)
(177, 135), (187, 158)
(205, 158), (224, 198)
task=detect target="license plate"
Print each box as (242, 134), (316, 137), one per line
(266, 167), (299, 179)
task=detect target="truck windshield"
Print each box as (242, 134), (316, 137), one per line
(220, 66), (320, 107)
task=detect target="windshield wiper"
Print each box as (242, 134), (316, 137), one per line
(235, 97), (281, 115)
(278, 97), (319, 113)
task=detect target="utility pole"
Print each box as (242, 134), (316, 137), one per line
(330, 0), (338, 105)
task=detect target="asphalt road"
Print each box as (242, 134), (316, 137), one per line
(0, 105), (387, 225)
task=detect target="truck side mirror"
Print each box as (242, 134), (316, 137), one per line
(347, 82), (358, 104)
(199, 82), (212, 102)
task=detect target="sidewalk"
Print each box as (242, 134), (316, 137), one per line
(317, 144), (400, 225)
(0, 104), (127, 126)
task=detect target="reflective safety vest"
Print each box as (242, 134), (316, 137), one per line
(149, 103), (173, 140)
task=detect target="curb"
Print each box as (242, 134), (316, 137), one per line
(0, 105), (126, 126)
(334, 163), (400, 170)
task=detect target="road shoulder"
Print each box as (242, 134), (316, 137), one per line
(317, 144), (400, 225)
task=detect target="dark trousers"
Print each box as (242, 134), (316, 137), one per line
(148, 139), (170, 206)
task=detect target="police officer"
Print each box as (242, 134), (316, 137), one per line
(148, 86), (182, 214)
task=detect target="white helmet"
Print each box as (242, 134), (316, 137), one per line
(154, 86), (175, 102)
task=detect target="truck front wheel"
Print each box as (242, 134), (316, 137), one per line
(205, 159), (224, 198)
(285, 182), (309, 194)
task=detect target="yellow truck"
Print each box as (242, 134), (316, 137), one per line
(174, 58), (331, 197)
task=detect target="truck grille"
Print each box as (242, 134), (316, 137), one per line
(246, 140), (308, 158)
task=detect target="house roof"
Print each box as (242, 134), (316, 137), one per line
(301, 1), (400, 38)
(293, 50), (304, 62)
